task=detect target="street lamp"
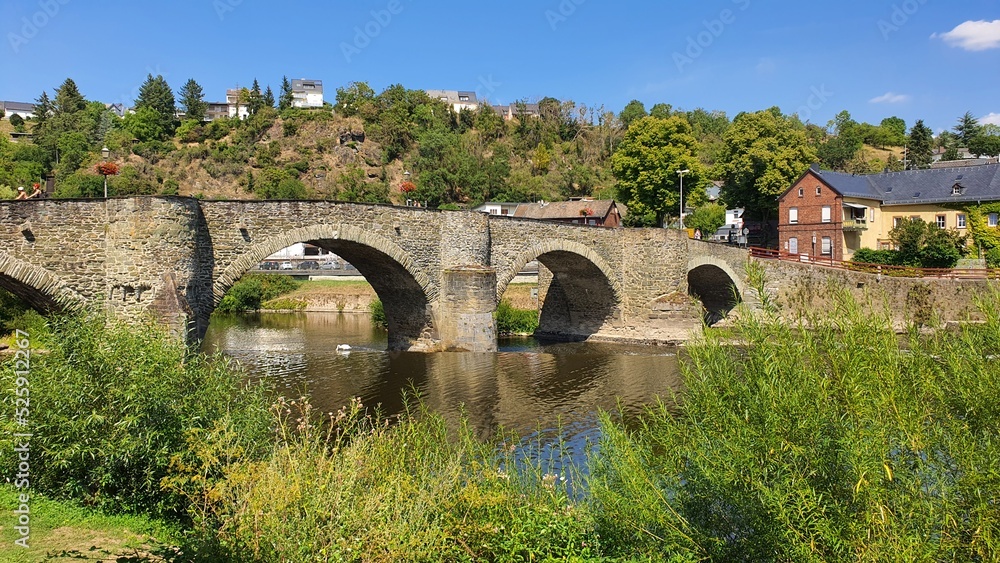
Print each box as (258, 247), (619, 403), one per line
(677, 169), (691, 229)
(101, 146), (110, 198)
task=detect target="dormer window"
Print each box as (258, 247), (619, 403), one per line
(952, 184), (963, 195)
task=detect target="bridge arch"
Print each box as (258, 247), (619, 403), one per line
(498, 239), (624, 340)
(686, 256), (745, 324)
(0, 252), (87, 313)
(213, 224), (435, 350)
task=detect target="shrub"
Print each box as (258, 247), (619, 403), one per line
(851, 247), (899, 266)
(216, 274), (301, 313)
(369, 298), (386, 329)
(0, 315), (272, 518)
(495, 298), (538, 335)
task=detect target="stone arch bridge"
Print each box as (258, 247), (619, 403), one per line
(0, 198), (751, 351)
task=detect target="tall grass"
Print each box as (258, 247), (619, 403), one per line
(0, 314), (272, 518)
(180, 398), (598, 562)
(590, 287), (1000, 561)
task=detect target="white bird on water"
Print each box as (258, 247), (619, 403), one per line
(336, 344), (352, 352)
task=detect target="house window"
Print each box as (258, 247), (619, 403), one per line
(893, 216), (902, 228)
(821, 237), (832, 255)
(816, 186), (822, 196)
(957, 214), (967, 228)
(821, 206), (831, 223)
(952, 185), (962, 195)
(789, 237), (798, 254)
(936, 215), (946, 229)
(789, 207), (798, 224)
(990, 213), (999, 228)
(798, 188), (804, 197)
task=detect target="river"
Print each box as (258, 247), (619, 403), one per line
(202, 312), (682, 459)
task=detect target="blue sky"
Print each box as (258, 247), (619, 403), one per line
(1, 0), (998, 133)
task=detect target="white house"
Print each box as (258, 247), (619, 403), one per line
(225, 89), (250, 120)
(291, 79), (324, 108)
(425, 90), (479, 113)
(473, 202), (520, 216)
(1, 101), (35, 120)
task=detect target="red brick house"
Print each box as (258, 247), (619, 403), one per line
(778, 165), (859, 262)
(513, 199), (625, 227)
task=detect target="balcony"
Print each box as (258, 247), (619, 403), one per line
(843, 219), (868, 231)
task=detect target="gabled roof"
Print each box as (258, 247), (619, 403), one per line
(514, 199), (620, 220)
(791, 164), (1000, 207)
(2, 101), (35, 112)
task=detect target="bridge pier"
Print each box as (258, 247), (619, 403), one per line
(434, 268), (498, 352)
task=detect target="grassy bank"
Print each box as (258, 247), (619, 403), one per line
(0, 486), (182, 562)
(4, 281), (1000, 560)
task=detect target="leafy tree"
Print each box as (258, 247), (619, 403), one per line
(611, 115), (705, 227)
(889, 218), (965, 268)
(954, 111), (981, 145)
(649, 103), (674, 119)
(818, 133), (862, 171)
(123, 106), (167, 143)
(333, 165), (389, 203)
(880, 116), (907, 146)
(0, 107), (4, 119)
(279, 76), (294, 110)
(619, 99), (647, 130)
(134, 74), (177, 138)
(969, 125), (1000, 158)
(263, 86), (275, 109)
(906, 120), (934, 169)
(335, 81), (376, 118)
(715, 108), (817, 225)
(178, 78), (207, 122)
(9, 114), (24, 128)
(685, 203), (727, 236)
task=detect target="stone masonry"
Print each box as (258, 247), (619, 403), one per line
(0, 197), (819, 351)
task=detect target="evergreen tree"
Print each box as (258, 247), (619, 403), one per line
(34, 91), (53, 129)
(263, 86), (275, 109)
(178, 78), (207, 122)
(907, 120), (934, 169)
(954, 111), (981, 146)
(54, 78), (86, 115)
(135, 74), (177, 138)
(279, 76), (294, 110)
(248, 79), (263, 115)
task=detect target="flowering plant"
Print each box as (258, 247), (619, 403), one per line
(96, 162), (119, 176)
(579, 207), (594, 216)
(400, 181), (416, 193)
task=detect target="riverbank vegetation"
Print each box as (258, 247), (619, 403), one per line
(215, 274), (301, 313)
(3, 281), (999, 560)
(495, 297), (539, 335)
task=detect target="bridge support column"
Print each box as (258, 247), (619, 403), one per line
(437, 267), (497, 352)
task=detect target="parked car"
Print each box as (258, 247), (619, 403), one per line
(280, 261), (293, 270)
(319, 262), (337, 270)
(300, 260), (319, 270)
(259, 262), (276, 270)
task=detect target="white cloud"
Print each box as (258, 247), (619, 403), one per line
(755, 58), (777, 75)
(932, 20), (1000, 51)
(981, 113), (1000, 126)
(869, 92), (910, 104)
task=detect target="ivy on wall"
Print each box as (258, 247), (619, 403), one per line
(956, 204), (1000, 267)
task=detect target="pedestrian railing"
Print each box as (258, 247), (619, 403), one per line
(748, 247), (1000, 280)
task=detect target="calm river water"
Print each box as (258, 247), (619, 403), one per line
(202, 312), (682, 455)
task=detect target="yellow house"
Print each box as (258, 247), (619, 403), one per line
(781, 164), (1000, 259)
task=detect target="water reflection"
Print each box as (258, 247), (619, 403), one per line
(203, 313), (682, 444)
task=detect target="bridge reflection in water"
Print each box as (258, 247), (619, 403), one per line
(202, 312), (682, 448)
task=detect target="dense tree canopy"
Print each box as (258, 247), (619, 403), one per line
(715, 108), (816, 223)
(611, 115), (706, 227)
(179, 79), (207, 122)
